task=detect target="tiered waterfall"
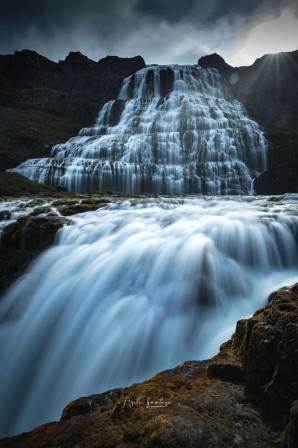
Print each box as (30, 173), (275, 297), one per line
(10, 65), (267, 194)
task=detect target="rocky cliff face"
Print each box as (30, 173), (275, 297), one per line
(198, 51), (298, 137)
(0, 283), (297, 447)
(0, 50), (145, 170)
(253, 162), (298, 195)
(198, 51), (298, 194)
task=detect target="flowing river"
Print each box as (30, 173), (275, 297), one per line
(0, 194), (298, 437)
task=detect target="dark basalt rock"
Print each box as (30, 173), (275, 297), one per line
(0, 194), (115, 295)
(1, 284), (297, 447)
(245, 285), (298, 423)
(0, 365), (275, 448)
(159, 68), (175, 97)
(282, 400), (298, 448)
(108, 99), (125, 126)
(0, 50), (145, 170)
(198, 53), (234, 80)
(61, 389), (122, 420)
(254, 162), (298, 195)
(208, 283), (298, 443)
(0, 210), (11, 220)
(57, 201), (108, 216)
(0, 214), (69, 295)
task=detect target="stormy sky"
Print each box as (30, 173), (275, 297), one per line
(1, 0), (298, 66)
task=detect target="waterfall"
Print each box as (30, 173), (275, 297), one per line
(9, 65), (267, 194)
(0, 195), (298, 437)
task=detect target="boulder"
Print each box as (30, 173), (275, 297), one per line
(0, 214), (68, 295)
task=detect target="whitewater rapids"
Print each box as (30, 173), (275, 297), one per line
(0, 195), (298, 437)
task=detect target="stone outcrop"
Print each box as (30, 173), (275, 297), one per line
(0, 50), (145, 170)
(208, 284), (298, 447)
(0, 214), (69, 295)
(0, 195), (114, 294)
(253, 162), (298, 195)
(0, 283), (297, 447)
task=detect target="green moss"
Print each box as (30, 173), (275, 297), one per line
(149, 430), (159, 441)
(0, 214), (69, 295)
(111, 403), (125, 420)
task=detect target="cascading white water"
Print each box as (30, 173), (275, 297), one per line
(0, 195), (298, 437)
(9, 65), (267, 194)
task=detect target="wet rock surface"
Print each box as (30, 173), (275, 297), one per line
(244, 285), (298, 424)
(0, 194), (118, 295)
(1, 284), (297, 447)
(208, 284), (298, 447)
(0, 214), (69, 295)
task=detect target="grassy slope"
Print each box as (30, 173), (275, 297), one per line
(0, 172), (64, 197)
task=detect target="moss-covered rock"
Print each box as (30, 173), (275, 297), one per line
(58, 202), (107, 216)
(245, 285), (298, 424)
(208, 284), (298, 436)
(0, 210), (11, 220)
(0, 214), (69, 295)
(0, 193), (115, 295)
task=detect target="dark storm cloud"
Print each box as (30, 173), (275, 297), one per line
(0, 0), (297, 64)
(0, 0), (135, 60)
(1, 0), (127, 39)
(135, 0), (266, 23)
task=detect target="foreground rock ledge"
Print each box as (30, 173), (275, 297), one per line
(0, 284), (297, 448)
(0, 194), (118, 295)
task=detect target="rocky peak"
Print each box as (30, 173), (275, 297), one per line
(0, 49), (55, 81)
(101, 54), (145, 65)
(198, 53), (234, 77)
(97, 54), (146, 75)
(13, 49), (52, 64)
(62, 51), (96, 67)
